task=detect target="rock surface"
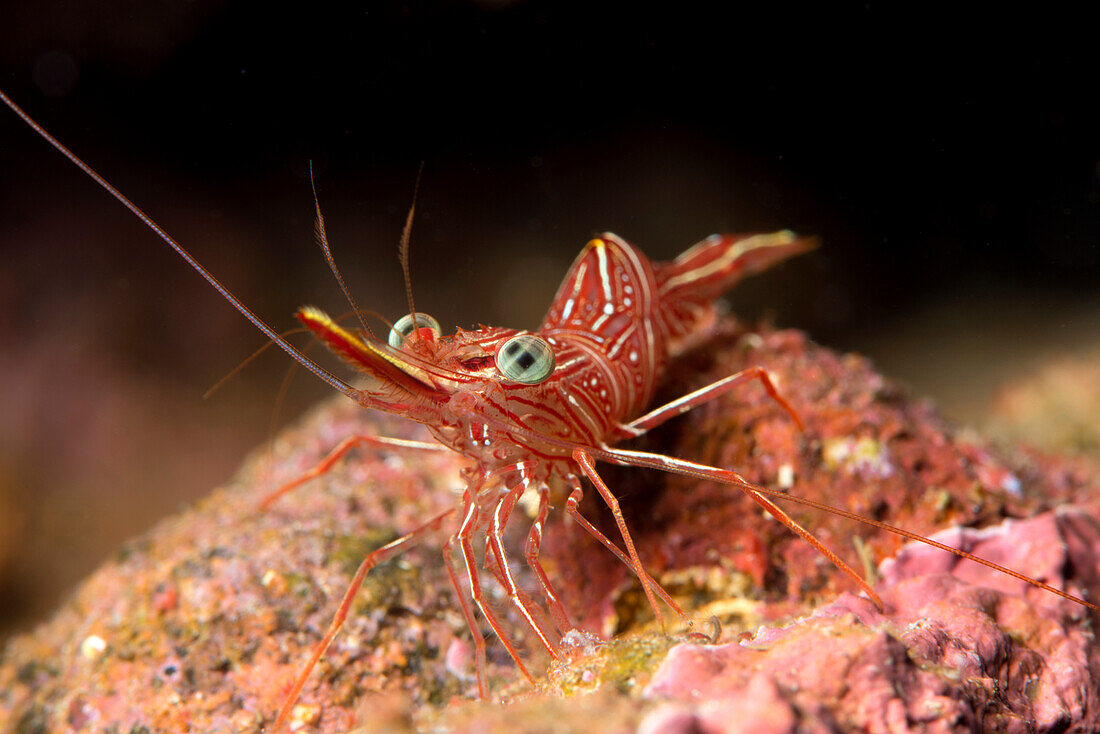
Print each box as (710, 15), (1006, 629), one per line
(2, 321), (1098, 733)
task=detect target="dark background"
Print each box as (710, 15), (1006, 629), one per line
(1, 2), (1098, 637)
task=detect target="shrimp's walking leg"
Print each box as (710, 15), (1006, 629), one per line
(482, 470), (561, 656)
(737, 486), (886, 608)
(482, 534), (560, 647)
(442, 494), (488, 698)
(471, 461), (563, 646)
(593, 445), (885, 610)
(260, 434), (448, 509)
(272, 507), (455, 732)
(562, 475), (685, 618)
(599, 369), (887, 608)
(524, 485), (573, 632)
(446, 489), (538, 690)
(621, 366), (803, 437)
(572, 449), (685, 630)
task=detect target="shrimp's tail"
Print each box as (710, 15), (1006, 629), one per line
(655, 231), (817, 344)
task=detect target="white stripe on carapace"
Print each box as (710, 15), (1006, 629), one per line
(616, 236), (661, 399)
(543, 331), (624, 414)
(593, 239), (614, 305)
(560, 261), (589, 323)
(606, 322), (637, 360)
(566, 381), (611, 435)
(554, 383), (606, 441)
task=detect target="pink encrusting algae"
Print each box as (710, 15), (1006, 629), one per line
(1, 320), (1098, 732)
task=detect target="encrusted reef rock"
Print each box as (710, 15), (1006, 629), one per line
(643, 511), (1099, 733)
(2, 320), (1098, 733)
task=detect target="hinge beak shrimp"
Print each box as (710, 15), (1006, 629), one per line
(2, 87), (1095, 733)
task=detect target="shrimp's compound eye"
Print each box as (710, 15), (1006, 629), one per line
(388, 313), (441, 348)
(496, 334), (555, 384)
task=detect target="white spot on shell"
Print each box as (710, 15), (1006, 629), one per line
(81, 634), (107, 660)
(290, 704), (322, 730)
(777, 464), (794, 489)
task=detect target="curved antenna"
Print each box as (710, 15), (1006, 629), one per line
(397, 162), (425, 337)
(202, 325), (312, 399)
(0, 88), (358, 400)
(308, 162), (375, 340)
(206, 307), (394, 399)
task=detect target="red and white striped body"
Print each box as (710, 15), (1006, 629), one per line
(8, 87), (1089, 730)
(311, 231), (813, 486)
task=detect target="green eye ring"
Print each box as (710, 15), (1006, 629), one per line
(496, 334), (555, 384)
(388, 313), (441, 348)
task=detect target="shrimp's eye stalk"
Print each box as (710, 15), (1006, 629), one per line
(496, 334), (555, 384)
(388, 313), (442, 348)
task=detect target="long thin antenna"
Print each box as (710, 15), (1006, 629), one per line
(0, 88), (358, 400)
(398, 162), (425, 326)
(202, 326), (311, 399)
(308, 162), (374, 339)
